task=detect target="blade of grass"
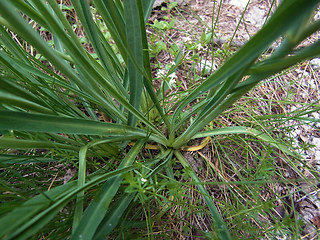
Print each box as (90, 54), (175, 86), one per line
(0, 111), (167, 145)
(71, 140), (144, 240)
(0, 26), (30, 63)
(192, 126), (298, 157)
(124, 0), (144, 127)
(247, 41), (320, 76)
(0, 91), (55, 115)
(0, 138), (79, 151)
(142, 0), (156, 23)
(72, 137), (139, 230)
(0, 154), (57, 165)
(174, 150), (231, 240)
(73, 146), (87, 231)
(93, 193), (135, 239)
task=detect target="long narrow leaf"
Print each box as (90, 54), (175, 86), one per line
(174, 150), (232, 240)
(71, 140), (144, 240)
(0, 138), (79, 151)
(192, 126), (297, 157)
(124, 0), (144, 127)
(0, 154), (57, 165)
(93, 193), (135, 239)
(0, 111), (167, 145)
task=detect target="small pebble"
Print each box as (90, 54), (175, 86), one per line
(312, 138), (320, 149)
(310, 58), (320, 70)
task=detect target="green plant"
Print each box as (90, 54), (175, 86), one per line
(0, 0), (319, 239)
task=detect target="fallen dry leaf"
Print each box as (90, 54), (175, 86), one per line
(311, 215), (320, 228)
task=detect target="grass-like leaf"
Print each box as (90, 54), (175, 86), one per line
(0, 0), (319, 238)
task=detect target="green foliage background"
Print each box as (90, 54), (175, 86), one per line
(0, 0), (319, 239)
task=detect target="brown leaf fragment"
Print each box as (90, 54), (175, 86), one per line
(311, 216), (320, 228)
